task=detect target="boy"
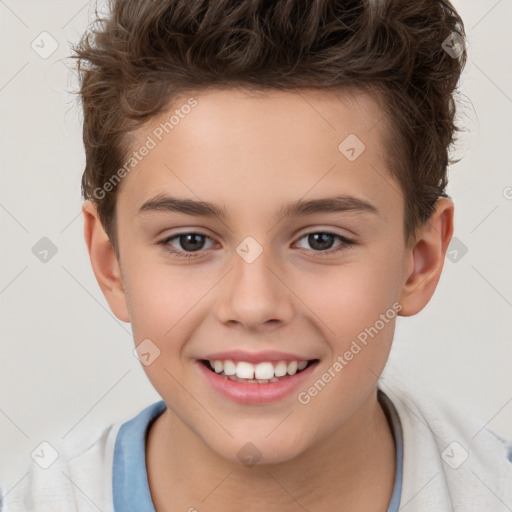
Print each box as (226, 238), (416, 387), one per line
(2, 0), (511, 510)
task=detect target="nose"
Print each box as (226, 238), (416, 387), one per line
(215, 244), (294, 331)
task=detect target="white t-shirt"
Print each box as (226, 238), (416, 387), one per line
(1, 363), (511, 511)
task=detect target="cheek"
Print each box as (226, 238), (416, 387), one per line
(301, 250), (403, 334)
(123, 236), (405, 352)
(122, 261), (191, 340)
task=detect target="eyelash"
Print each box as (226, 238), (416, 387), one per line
(157, 231), (356, 259)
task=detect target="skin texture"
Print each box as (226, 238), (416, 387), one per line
(83, 87), (454, 511)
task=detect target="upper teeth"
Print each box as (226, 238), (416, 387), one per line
(209, 360), (309, 379)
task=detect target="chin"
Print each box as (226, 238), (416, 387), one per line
(209, 433), (310, 467)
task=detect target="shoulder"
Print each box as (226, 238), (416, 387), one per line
(379, 364), (512, 511)
(1, 420), (122, 512)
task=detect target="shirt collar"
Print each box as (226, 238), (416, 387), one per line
(112, 392), (403, 511)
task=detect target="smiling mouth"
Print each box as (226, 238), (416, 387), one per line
(199, 359), (319, 384)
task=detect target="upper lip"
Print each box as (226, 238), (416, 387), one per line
(199, 349), (317, 364)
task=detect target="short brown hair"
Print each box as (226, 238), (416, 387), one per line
(71, 0), (466, 258)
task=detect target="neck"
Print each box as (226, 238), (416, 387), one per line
(146, 388), (396, 512)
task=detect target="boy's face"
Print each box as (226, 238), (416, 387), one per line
(85, 87), (450, 464)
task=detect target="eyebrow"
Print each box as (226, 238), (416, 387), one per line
(137, 193), (380, 220)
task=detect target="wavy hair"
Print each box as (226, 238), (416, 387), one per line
(71, 0), (467, 257)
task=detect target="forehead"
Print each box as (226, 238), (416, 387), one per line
(117, 86), (400, 224)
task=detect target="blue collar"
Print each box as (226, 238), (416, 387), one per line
(112, 392), (402, 511)
(112, 400), (166, 511)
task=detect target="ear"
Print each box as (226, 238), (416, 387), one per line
(82, 201), (130, 323)
(398, 197), (454, 317)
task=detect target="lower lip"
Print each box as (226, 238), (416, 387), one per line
(196, 360), (319, 405)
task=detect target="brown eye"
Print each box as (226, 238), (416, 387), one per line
(159, 232), (215, 258)
(175, 233), (206, 252)
(306, 233), (335, 251)
(294, 232), (355, 256)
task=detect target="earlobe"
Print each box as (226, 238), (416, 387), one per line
(82, 201), (130, 323)
(398, 198), (454, 317)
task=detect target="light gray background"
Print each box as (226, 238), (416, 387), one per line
(1, 0), (511, 490)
